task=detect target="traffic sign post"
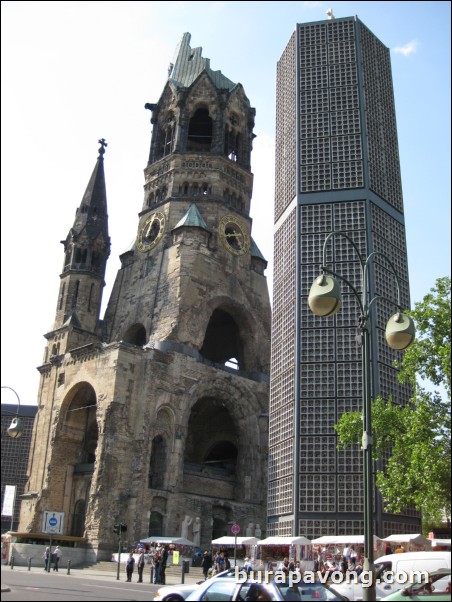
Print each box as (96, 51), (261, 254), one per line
(231, 524), (240, 567)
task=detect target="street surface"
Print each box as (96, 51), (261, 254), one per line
(1, 564), (189, 601)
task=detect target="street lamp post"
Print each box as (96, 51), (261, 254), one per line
(308, 232), (415, 602)
(1, 386), (24, 438)
(1, 386), (25, 534)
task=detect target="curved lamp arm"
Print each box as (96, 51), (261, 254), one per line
(1, 386), (23, 438)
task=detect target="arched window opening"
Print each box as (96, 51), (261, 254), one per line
(59, 283), (66, 310)
(149, 435), (167, 489)
(75, 248), (88, 266)
(184, 397), (238, 477)
(200, 309), (243, 369)
(212, 517), (227, 540)
(187, 108), (212, 152)
(202, 183), (209, 195)
(225, 127), (241, 163)
(71, 499), (86, 537)
(163, 125), (174, 157)
(73, 280), (80, 308)
(123, 324), (147, 346)
(88, 283), (95, 312)
(82, 411), (98, 463)
(148, 511), (163, 537)
(183, 182), (189, 195)
(65, 385), (98, 468)
(203, 440), (238, 475)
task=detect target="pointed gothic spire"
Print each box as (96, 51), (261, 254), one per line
(72, 138), (109, 241)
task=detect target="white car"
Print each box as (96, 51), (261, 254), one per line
(153, 569), (234, 602)
(333, 551), (452, 601)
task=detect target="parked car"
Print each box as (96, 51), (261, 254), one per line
(153, 582), (202, 602)
(153, 569), (235, 602)
(333, 551), (452, 600)
(185, 574), (350, 601)
(380, 568), (451, 601)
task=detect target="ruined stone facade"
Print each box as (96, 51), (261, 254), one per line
(19, 33), (271, 560)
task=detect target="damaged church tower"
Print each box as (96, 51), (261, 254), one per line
(19, 33), (271, 560)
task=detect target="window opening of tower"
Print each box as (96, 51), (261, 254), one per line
(149, 435), (167, 489)
(122, 323), (147, 346)
(187, 108), (212, 152)
(200, 309), (243, 370)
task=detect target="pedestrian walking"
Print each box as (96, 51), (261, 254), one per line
(126, 552), (135, 582)
(53, 546), (62, 571)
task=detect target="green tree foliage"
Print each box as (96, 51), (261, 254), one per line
(335, 277), (451, 525)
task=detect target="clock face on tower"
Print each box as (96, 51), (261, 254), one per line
(137, 211), (165, 252)
(218, 214), (250, 256)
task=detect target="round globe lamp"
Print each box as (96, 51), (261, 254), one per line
(385, 312), (416, 350)
(308, 274), (341, 317)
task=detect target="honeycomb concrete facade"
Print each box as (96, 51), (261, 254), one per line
(18, 33), (271, 561)
(268, 16), (420, 539)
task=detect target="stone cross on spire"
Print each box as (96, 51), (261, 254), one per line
(98, 138), (108, 156)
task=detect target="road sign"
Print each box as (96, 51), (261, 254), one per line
(42, 510), (65, 535)
(231, 523), (240, 535)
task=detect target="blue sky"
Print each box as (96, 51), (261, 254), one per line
(1, 1), (450, 409)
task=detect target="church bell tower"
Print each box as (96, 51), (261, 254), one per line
(19, 33), (271, 560)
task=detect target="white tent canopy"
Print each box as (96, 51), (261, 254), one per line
(257, 536), (312, 546)
(382, 534), (432, 547)
(212, 536), (259, 546)
(140, 535), (196, 546)
(431, 539), (451, 549)
(311, 535), (382, 545)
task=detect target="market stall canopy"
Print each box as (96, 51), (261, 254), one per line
(257, 536), (312, 546)
(382, 534), (432, 547)
(212, 536), (259, 546)
(311, 535), (382, 545)
(431, 539), (451, 549)
(140, 536), (196, 546)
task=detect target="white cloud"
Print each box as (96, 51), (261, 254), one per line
(393, 39), (419, 56)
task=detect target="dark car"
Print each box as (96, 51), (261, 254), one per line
(185, 573), (350, 601)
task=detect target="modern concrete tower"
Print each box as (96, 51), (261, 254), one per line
(268, 16), (420, 539)
(18, 33), (271, 562)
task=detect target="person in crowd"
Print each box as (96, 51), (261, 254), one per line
(349, 547), (357, 564)
(339, 555), (348, 574)
(137, 548), (145, 582)
(126, 552), (135, 582)
(215, 550), (225, 573)
(43, 547), (50, 570)
(160, 546), (169, 584)
(243, 557), (253, 575)
(343, 545), (350, 562)
(354, 560), (363, 575)
(53, 545), (62, 571)
(279, 557), (291, 575)
(224, 553), (231, 570)
(153, 551), (161, 584)
(201, 550), (212, 580)
(395, 545), (405, 553)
